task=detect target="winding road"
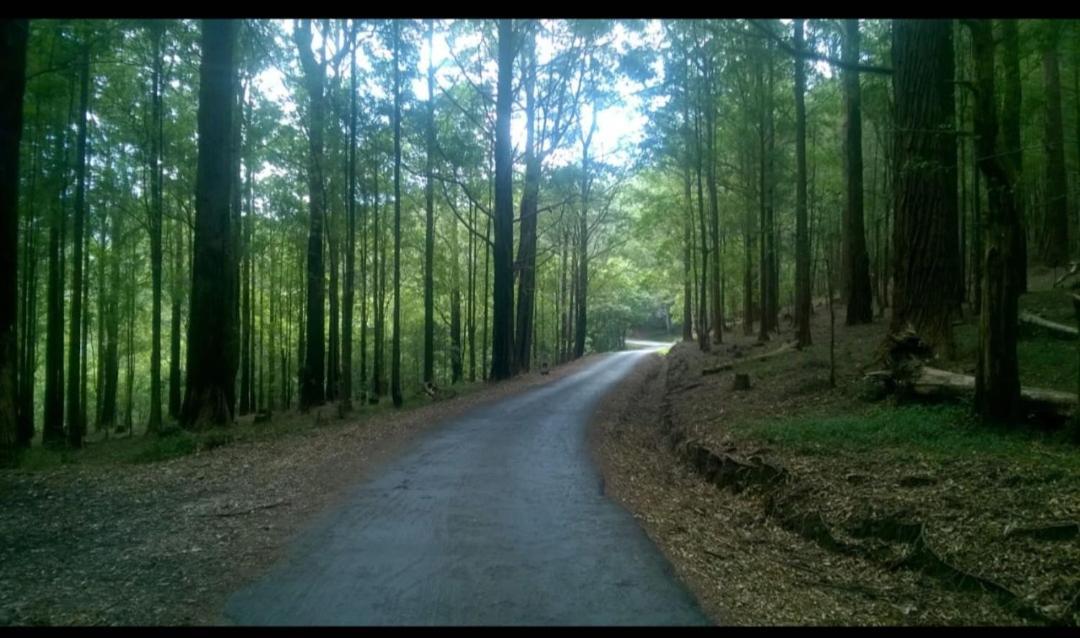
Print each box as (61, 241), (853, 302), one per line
(223, 346), (709, 626)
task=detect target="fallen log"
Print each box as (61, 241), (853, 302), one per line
(864, 365), (1077, 417)
(1003, 520), (1079, 542)
(1053, 262), (1079, 288)
(702, 341), (796, 375)
(1019, 310), (1078, 339)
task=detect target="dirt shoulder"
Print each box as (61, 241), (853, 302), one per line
(591, 303), (1079, 626)
(0, 355), (602, 627)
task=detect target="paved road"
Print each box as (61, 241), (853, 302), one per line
(223, 347), (709, 626)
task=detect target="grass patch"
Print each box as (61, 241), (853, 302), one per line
(727, 403), (1080, 466)
(129, 431), (198, 464)
(13, 446), (78, 471)
(955, 323), (1078, 394)
(11, 379), (509, 473)
(1022, 289), (1077, 325)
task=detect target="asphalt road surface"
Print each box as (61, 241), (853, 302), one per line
(223, 346), (709, 626)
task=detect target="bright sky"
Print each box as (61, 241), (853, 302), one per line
(252, 19), (664, 174)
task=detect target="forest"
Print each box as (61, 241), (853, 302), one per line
(1, 18), (1079, 627)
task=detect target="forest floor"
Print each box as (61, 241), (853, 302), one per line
(591, 267), (1080, 626)
(0, 355), (599, 626)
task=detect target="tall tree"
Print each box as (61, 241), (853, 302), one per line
(703, 34), (723, 345)
(342, 23), (356, 411)
(66, 40), (91, 447)
(391, 20), (403, 406)
(513, 22), (540, 372)
(693, 55), (710, 353)
(147, 21), (165, 433)
(575, 103), (598, 359)
(168, 204), (183, 420)
(0, 19), (28, 462)
(890, 19), (960, 355)
(423, 19), (436, 385)
(370, 158), (383, 403)
(1000, 19), (1027, 294)
(967, 19), (1022, 423)
(295, 19), (326, 409)
(793, 20), (812, 348)
(490, 19), (515, 380)
(682, 35), (694, 343)
(1038, 21), (1068, 267)
(842, 19), (873, 325)
(181, 19), (238, 428)
(101, 190), (121, 431)
(756, 34), (772, 343)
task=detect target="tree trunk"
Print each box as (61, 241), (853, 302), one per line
(1039, 21), (1069, 268)
(295, 19), (326, 410)
(574, 107), (598, 360)
(0, 19), (27, 461)
(450, 213), (463, 384)
(371, 161), (383, 403)
(491, 19), (515, 379)
(230, 74), (244, 419)
(43, 93), (67, 447)
(694, 80), (710, 353)
(467, 200), (476, 381)
(890, 19), (960, 357)
(842, 19), (873, 325)
(391, 20), (403, 406)
(704, 49), (723, 345)
(342, 28), (356, 410)
(514, 23), (540, 373)
(763, 40), (779, 334)
(148, 22), (164, 433)
(18, 170), (37, 444)
(101, 195), (121, 430)
(793, 20), (812, 349)
(124, 235), (135, 434)
(66, 42), (90, 447)
(682, 39), (695, 343)
(967, 20), (1022, 423)
(168, 206), (183, 420)
(756, 41), (771, 342)
(17, 103), (39, 447)
(239, 164), (251, 416)
(482, 209), (490, 379)
(327, 182), (340, 402)
(1000, 19), (1027, 295)
(359, 172), (368, 404)
(181, 19), (238, 429)
(421, 20), (437, 385)
(683, 145), (694, 343)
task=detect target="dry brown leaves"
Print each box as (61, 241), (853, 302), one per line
(590, 312), (1079, 626)
(0, 355), (601, 626)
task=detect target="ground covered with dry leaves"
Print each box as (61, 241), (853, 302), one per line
(592, 288), (1080, 626)
(0, 356), (597, 626)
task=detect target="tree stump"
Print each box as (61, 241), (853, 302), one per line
(733, 373), (751, 391)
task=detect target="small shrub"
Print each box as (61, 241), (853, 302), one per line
(130, 432), (197, 464)
(198, 430), (235, 451)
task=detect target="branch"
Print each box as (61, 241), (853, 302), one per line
(748, 19), (893, 76)
(440, 179), (493, 248)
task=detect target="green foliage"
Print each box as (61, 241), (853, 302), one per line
(131, 431), (198, 463)
(728, 403), (1080, 465)
(954, 289), (1080, 393)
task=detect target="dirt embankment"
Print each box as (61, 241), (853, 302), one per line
(591, 313), (1080, 626)
(0, 355), (600, 627)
